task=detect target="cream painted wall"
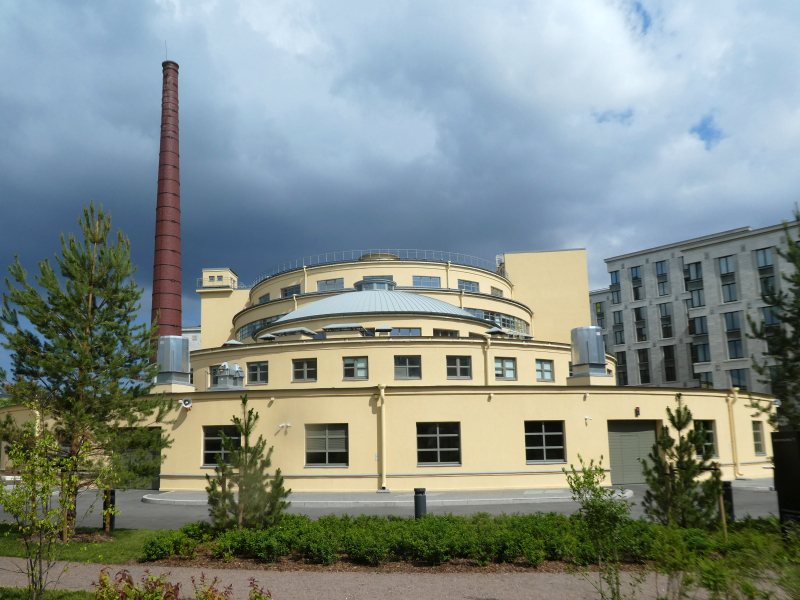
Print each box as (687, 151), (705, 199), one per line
(199, 288), (250, 349)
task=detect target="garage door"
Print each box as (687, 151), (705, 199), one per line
(607, 420), (657, 485)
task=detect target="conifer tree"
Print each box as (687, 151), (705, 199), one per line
(748, 206), (800, 431)
(205, 395), (290, 530)
(642, 393), (722, 528)
(0, 203), (173, 530)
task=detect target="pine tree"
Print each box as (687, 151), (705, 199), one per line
(0, 203), (174, 531)
(748, 206), (800, 431)
(205, 395), (291, 531)
(642, 393), (722, 528)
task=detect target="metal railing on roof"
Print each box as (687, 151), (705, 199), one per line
(252, 249), (508, 287)
(196, 276), (252, 290)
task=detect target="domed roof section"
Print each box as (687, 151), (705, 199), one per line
(271, 289), (481, 326)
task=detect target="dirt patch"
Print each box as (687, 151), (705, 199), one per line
(18, 530), (115, 545)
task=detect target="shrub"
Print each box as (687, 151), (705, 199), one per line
(180, 521), (214, 541)
(141, 530), (189, 562)
(344, 529), (390, 566)
(93, 567), (181, 599)
(298, 528), (340, 565)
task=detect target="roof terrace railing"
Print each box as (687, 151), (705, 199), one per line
(252, 249), (508, 287)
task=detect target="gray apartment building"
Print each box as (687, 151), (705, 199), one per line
(589, 222), (796, 393)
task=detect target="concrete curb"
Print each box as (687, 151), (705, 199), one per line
(142, 489), (633, 508)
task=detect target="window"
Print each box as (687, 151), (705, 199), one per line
(189, 369), (194, 385)
(610, 271), (620, 285)
(687, 262), (703, 281)
(692, 343), (711, 363)
(611, 290), (621, 304)
(203, 425), (240, 466)
(687, 289), (705, 309)
(317, 278), (344, 292)
(718, 256), (735, 275)
(305, 424), (348, 466)
(632, 285), (643, 301)
(615, 351), (627, 366)
(633, 307), (647, 321)
(433, 329), (458, 338)
(613, 310), (623, 325)
(728, 339), (744, 359)
(413, 276), (440, 287)
(595, 302), (605, 314)
(617, 370), (629, 385)
(658, 303), (671, 318)
(631, 266), (642, 281)
(697, 372), (713, 389)
(636, 326), (647, 342)
(663, 345), (677, 382)
(756, 248), (773, 268)
(724, 312), (740, 332)
(658, 303), (673, 338)
(490, 287), (504, 297)
(689, 316), (708, 335)
(281, 284), (301, 298)
(293, 359), (317, 382)
(343, 357), (368, 379)
(614, 330), (625, 345)
(694, 420), (717, 456)
(524, 421), (565, 462)
(752, 421), (765, 455)
(658, 281), (669, 296)
(730, 368), (748, 391)
(638, 349), (650, 384)
(458, 280), (479, 292)
(536, 359), (554, 381)
(395, 355), (422, 379)
(656, 260), (668, 276)
(363, 275), (393, 281)
(417, 422), (460, 465)
(391, 328), (421, 337)
(597, 318), (605, 329)
(446, 356), (472, 379)
(495, 357), (516, 380)
(258, 293), (270, 304)
(247, 362), (268, 384)
(722, 283), (737, 303)
(763, 306), (781, 326)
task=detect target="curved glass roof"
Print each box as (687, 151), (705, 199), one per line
(271, 290), (481, 326)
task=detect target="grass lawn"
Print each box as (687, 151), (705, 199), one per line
(0, 589), (93, 599)
(0, 524), (151, 564)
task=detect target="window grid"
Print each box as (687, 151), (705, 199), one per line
(536, 359), (554, 381)
(638, 349), (650, 384)
(391, 327), (421, 337)
(305, 424), (348, 466)
(317, 278), (344, 292)
(728, 339), (744, 359)
(433, 329), (458, 338)
(692, 343), (711, 363)
(413, 276), (441, 287)
(417, 422), (460, 465)
(490, 287), (504, 297)
(525, 421), (565, 463)
(760, 276), (775, 296)
(458, 279), (479, 292)
(722, 283), (737, 303)
(395, 355), (422, 379)
(343, 357), (368, 379)
(614, 330), (625, 345)
(658, 281), (669, 296)
(719, 256), (735, 275)
(203, 425), (241, 466)
(610, 271), (620, 285)
(752, 421), (765, 455)
(656, 260), (668, 276)
(281, 284), (301, 298)
(293, 359), (317, 381)
(694, 420), (717, 456)
(730, 368), (748, 391)
(631, 266), (642, 281)
(613, 311), (623, 325)
(756, 248), (773, 268)
(611, 290), (621, 304)
(724, 312), (740, 331)
(495, 357), (516, 379)
(247, 361), (268, 384)
(446, 356), (472, 379)
(697, 372), (714, 389)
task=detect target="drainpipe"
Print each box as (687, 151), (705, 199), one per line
(446, 261), (451, 289)
(510, 283), (515, 300)
(303, 266), (308, 293)
(293, 294), (298, 311)
(459, 288), (465, 308)
(727, 387), (744, 478)
(378, 384), (388, 490)
(483, 336), (492, 385)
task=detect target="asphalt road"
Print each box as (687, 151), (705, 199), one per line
(1, 484), (777, 530)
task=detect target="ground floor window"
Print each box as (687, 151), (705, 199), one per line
(203, 425), (240, 466)
(524, 421), (565, 462)
(417, 422), (460, 465)
(752, 421), (765, 455)
(694, 420), (717, 457)
(305, 424), (349, 466)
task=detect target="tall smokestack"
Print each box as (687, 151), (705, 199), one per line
(151, 60), (182, 337)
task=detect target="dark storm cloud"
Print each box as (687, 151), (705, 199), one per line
(3, 0), (800, 373)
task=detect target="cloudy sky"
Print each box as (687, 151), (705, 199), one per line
(2, 0), (799, 369)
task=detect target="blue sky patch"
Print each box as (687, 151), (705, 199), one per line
(593, 108), (634, 125)
(629, 1), (652, 35)
(690, 115), (725, 150)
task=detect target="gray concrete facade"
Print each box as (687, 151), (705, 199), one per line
(590, 222), (798, 393)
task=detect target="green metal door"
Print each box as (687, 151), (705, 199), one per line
(607, 420), (657, 485)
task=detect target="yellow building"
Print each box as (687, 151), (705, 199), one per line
(146, 249), (774, 493)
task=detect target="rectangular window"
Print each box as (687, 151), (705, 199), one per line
(763, 306), (781, 326)
(458, 279), (479, 292)
(281, 284), (301, 298)
(632, 285), (643, 301)
(730, 368), (748, 391)
(638, 349), (650, 384)
(752, 421), (765, 455)
(617, 370), (629, 385)
(719, 255), (735, 275)
(694, 420), (717, 456)
(687, 262), (703, 281)
(658, 281), (669, 296)
(611, 290), (621, 304)
(728, 339), (744, 359)
(596, 302), (605, 314)
(689, 316), (708, 335)
(697, 372), (714, 389)
(343, 357), (368, 379)
(687, 289), (705, 309)
(631, 266), (642, 281)
(490, 286), (504, 297)
(293, 359), (317, 381)
(433, 329), (458, 338)
(615, 351), (627, 366)
(363, 275), (393, 281)
(633, 307), (647, 321)
(756, 248), (773, 268)
(610, 271), (620, 285)
(760, 276), (775, 297)
(656, 260), (668, 276)
(413, 276), (441, 287)
(691, 343), (711, 363)
(724, 312), (740, 331)
(636, 326), (647, 342)
(395, 355), (422, 379)
(317, 278), (344, 292)
(305, 424), (348, 466)
(658, 303), (671, 318)
(597, 317), (605, 328)
(613, 311), (623, 325)
(663, 345), (677, 382)
(495, 357), (516, 380)
(247, 361), (268, 384)
(536, 359), (554, 381)
(417, 422), (460, 465)
(203, 425), (240, 466)
(259, 293), (270, 304)
(210, 364), (220, 386)
(614, 330), (625, 345)
(525, 421), (565, 462)
(658, 303), (673, 338)
(722, 283), (737, 303)
(391, 328), (421, 337)
(446, 356), (472, 379)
